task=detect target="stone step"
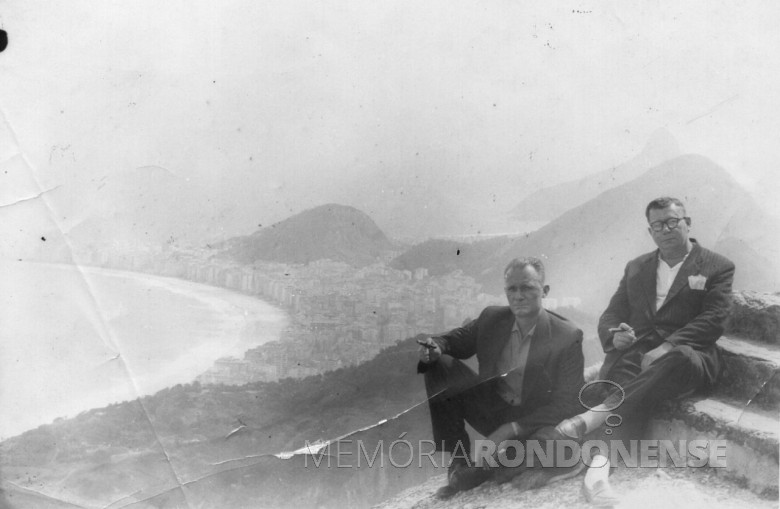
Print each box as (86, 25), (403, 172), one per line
(584, 335), (780, 411)
(726, 291), (780, 346)
(716, 335), (780, 411)
(649, 396), (779, 497)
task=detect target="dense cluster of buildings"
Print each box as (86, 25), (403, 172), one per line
(83, 245), (580, 386)
(187, 256), (503, 385)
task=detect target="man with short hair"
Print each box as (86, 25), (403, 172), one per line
(418, 257), (585, 498)
(554, 197), (735, 505)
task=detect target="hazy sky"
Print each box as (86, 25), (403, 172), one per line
(1, 0), (778, 240)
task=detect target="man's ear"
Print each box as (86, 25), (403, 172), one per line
(542, 285), (550, 297)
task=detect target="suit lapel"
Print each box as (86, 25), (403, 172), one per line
(658, 242), (702, 312)
(521, 308), (552, 403)
(638, 253), (659, 315)
(486, 308), (517, 375)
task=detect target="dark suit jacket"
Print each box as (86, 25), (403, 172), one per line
(431, 306), (584, 435)
(598, 240), (735, 382)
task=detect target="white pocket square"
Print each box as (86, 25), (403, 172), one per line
(688, 274), (707, 290)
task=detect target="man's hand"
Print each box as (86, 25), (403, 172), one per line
(418, 337), (442, 364)
(641, 342), (674, 371)
(610, 323), (636, 350)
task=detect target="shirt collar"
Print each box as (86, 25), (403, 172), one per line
(657, 238), (695, 268)
(512, 319), (537, 339)
(657, 250), (690, 269)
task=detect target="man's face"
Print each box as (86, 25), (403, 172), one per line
(647, 204), (690, 252)
(504, 265), (548, 320)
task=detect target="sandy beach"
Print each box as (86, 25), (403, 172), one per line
(0, 260), (288, 439)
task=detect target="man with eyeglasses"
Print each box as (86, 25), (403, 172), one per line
(551, 196), (735, 505)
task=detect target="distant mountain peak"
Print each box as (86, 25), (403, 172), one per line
(265, 203), (370, 227)
(223, 203), (393, 266)
(509, 129), (681, 223)
(402, 152), (779, 309)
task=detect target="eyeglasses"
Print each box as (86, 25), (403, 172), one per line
(649, 217), (690, 232)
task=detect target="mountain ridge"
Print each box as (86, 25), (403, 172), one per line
(220, 203), (395, 267)
(509, 128), (681, 222)
(393, 153), (780, 312)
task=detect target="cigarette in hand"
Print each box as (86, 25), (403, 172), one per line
(416, 338), (437, 350)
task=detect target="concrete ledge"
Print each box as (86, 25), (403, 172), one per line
(726, 291), (780, 346)
(583, 320), (780, 496)
(716, 336), (780, 411)
(650, 397), (779, 497)
(692, 399), (779, 438)
(655, 398), (778, 459)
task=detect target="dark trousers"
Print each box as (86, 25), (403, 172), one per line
(423, 355), (526, 456)
(597, 343), (718, 441)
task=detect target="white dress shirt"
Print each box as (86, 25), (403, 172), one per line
(656, 253), (689, 311)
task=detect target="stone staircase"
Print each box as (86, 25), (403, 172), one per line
(647, 291), (780, 497)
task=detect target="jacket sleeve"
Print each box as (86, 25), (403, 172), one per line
(416, 314), (480, 373)
(515, 330), (585, 435)
(434, 315), (480, 360)
(665, 260), (735, 349)
(597, 265), (631, 353)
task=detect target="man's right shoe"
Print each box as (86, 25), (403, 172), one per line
(581, 454), (618, 507)
(554, 415), (588, 441)
(446, 457), (468, 483)
(434, 484), (459, 500)
(434, 458), (492, 499)
(450, 464), (492, 491)
(582, 478), (620, 507)
(434, 458), (468, 500)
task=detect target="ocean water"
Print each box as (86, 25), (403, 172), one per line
(0, 260), (287, 439)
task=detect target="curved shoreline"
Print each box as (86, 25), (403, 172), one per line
(0, 260), (288, 439)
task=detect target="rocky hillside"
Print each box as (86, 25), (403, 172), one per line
(393, 154), (780, 313)
(1, 294), (776, 508)
(220, 203), (395, 267)
(0, 336), (434, 508)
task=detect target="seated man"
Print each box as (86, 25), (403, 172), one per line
(418, 257), (585, 498)
(554, 196), (735, 505)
